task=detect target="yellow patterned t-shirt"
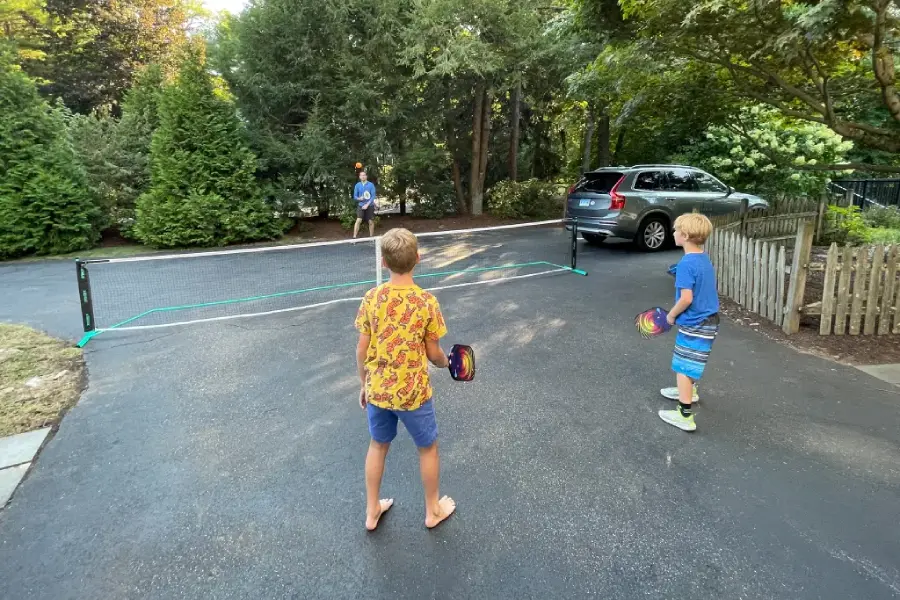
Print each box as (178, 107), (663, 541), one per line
(355, 284), (447, 410)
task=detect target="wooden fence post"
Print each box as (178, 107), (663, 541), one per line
(783, 221), (815, 335)
(739, 197), (749, 237)
(815, 194), (827, 244)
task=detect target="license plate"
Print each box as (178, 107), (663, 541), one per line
(578, 199), (591, 207)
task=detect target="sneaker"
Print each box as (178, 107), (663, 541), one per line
(658, 409), (696, 432)
(660, 386), (699, 403)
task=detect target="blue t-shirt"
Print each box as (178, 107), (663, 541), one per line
(354, 182), (376, 207)
(673, 252), (719, 326)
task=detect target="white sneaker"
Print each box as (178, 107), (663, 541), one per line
(660, 386), (699, 403)
(658, 408), (697, 432)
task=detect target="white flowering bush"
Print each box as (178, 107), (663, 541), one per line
(680, 105), (853, 197)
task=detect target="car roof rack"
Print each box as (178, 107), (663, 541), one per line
(585, 166), (629, 173)
(629, 164), (698, 169)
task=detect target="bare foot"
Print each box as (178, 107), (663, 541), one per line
(366, 498), (394, 531)
(425, 495), (456, 529)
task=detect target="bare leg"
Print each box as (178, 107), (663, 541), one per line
(419, 441), (456, 528)
(365, 440), (393, 531)
(368, 219), (375, 237)
(676, 373), (694, 407)
(353, 218), (362, 239)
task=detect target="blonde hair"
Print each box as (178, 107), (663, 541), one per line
(380, 228), (419, 274)
(674, 213), (713, 245)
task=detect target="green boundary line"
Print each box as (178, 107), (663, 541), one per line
(77, 261), (586, 347)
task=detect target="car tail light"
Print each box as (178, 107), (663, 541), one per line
(609, 175), (626, 210)
(568, 183), (577, 194)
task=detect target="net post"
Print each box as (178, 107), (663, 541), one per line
(75, 259), (96, 337)
(375, 236), (383, 286)
(570, 217), (578, 270)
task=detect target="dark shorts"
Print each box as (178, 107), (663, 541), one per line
(672, 314), (719, 381)
(357, 203), (375, 222)
(367, 400), (438, 448)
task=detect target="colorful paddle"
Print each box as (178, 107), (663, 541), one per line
(634, 307), (672, 339)
(448, 344), (475, 381)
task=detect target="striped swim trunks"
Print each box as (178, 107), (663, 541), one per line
(671, 314), (720, 381)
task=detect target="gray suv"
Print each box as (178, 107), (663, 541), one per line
(564, 165), (767, 251)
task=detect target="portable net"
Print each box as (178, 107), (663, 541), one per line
(75, 220), (584, 345)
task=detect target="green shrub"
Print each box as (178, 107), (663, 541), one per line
(487, 179), (562, 219)
(678, 104), (853, 198)
(822, 205), (872, 245)
(869, 228), (900, 245)
(134, 44), (277, 248)
(409, 182), (456, 219)
(863, 205), (900, 230)
(0, 53), (101, 258)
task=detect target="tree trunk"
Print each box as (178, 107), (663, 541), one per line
(473, 92), (491, 215)
(612, 127), (626, 164)
(581, 104), (595, 174)
(452, 157), (467, 215)
(469, 84), (485, 215)
(396, 140), (407, 216)
(508, 80), (521, 181)
(531, 119), (541, 179)
(597, 112), (610, 167)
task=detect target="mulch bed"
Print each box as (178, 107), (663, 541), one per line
(720, 297), (900, 366)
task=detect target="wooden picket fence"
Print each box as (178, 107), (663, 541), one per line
(706, 227), (792, 329)
(812, 244), (900, 335)
(708, 209), (900, 335)
(709, 197), (825, 243)
(705, 198), (826, 333)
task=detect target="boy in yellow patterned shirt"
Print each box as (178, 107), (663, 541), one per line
(355, 228), (457, 531)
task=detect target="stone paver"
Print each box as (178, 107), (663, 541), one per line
(0, 427), (51, 469)
(857, 363), (900, 386)
(0, 463), (31, 506)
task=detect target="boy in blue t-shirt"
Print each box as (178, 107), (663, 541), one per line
(658, 213), (719, 432)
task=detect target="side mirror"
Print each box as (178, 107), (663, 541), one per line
(725, 186), (734, 196)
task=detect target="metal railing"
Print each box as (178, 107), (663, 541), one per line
(828, 179), (900, 208)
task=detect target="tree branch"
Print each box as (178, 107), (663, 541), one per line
(871, 0), (900, 124)
(805, 43), (835, 124)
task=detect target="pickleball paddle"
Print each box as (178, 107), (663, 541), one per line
(634, 307), (672, 339)
(448, 344), (475, 381)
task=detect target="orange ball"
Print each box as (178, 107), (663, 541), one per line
(355, 162), (363, 169)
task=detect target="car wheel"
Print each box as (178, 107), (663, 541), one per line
(635, 216), (669, 252)
(582, 233), (607, 246)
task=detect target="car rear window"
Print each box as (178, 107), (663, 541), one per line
(573, 172), (623, 194)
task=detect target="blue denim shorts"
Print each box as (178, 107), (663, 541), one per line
(367, 400), (438, 448)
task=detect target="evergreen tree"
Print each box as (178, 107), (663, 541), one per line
(0, 49), (101, 258)
(134, 43), (277, 248)
(68, 64), (163, 238)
